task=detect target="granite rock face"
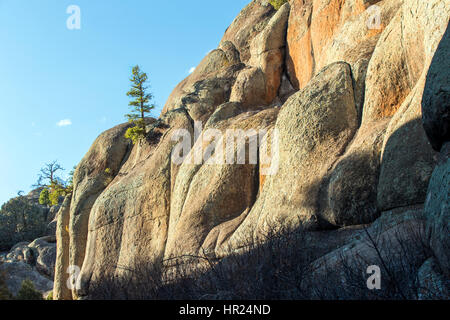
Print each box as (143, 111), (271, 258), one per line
(422, 25), (450, 152)
(52, 0), (450, 299)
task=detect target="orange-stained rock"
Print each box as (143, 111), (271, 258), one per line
(286, 0), (394, 90)
(286, 0), (314, 89)
(376, 0), (450, 211)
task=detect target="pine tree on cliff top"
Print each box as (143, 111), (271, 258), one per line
(125, 65), (155, 144)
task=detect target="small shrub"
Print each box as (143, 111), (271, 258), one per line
(38, 188), (51, 206)
(269, 0), (287, 10)
(15, 280), (43, 300)
(125, 123), (146, 145)
(88, 218), (437, 300)
(46, 291), (53, 300)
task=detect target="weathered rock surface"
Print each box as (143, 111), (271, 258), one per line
(53, 195), (72, 300)
(417, 257), (450, 300)
(28, 236), (56, 278)
(6, 242), (34, 265)
(162, 44), (244, 121)
(305, 207), (430, 298)
(320, 119), (389, 226)
(422, 25), (450, 152)
(76, 109), (194, 298)
(3, 236), (56, 278)
(220, 0), (275, 63)
(246, 2), (291, 105)
(375, 0), (450, 211)
(165, 106), (278, 260)
(0, 262), (53, 297)
(68, 121), (133, 297)
(376, 77), (438, 211)
(51, 0), (450, 299)
(425, 143), (450, 277)
(363, 0), (449, 124)
(1, 235), (56, 297)
(229, 67), (267, 109)
(286, 0), (401, 115)
(229, 62), (357, 245)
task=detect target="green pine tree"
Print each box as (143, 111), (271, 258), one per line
(38, 188), (51, 206)
(125, 65), (155, 144)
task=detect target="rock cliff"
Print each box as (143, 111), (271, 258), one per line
(54, 0), (450, 299)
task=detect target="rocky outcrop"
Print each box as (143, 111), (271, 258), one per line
(0, 262), (53, 297)
(375, 0), (450, 211)
(0, 235), (56, 297)
(68, 122), (133, 297)
(286, 0), (401, 116)
(28, 236), (56, 278)
(421, 25), (450, 279)
(52, 0), (450, 299)
(220, 0), (275, 63)
(376, 77), (437, 211)
(243, 2), (291, 106)
(75, 110), (193, 297)
(162, 44), (244, 122)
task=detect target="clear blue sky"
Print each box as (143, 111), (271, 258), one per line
(0, 0), (250, 206)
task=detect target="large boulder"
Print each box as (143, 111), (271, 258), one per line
(229, 62), (358, 245)
(68, 121), (133, 297)
(363, 0), (450, 124)
(245, 2), (291, 105)
(377, 77), (437, 211)
(425, 143), (450, 277)
(4, 236), (57, 279)
(375, 0), (450, 211)
(28, 236), (57, 278)
(5, 242), (34, 264)
(220, 0), (275, 63)
(422, 25), (450, 152)
(0, 262), (53, 297)
(76, 109), (194, 298)
(162, 43), (244, 121)
(305, 207), (430, 298)
(320, 119), (389, 226)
